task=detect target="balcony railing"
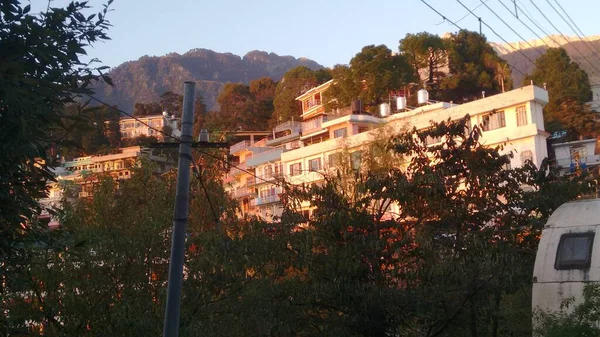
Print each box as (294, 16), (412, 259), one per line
(232, 186), (255, 199)
(301, 116), (327, 135)
(228, 162), (247, 177)
(555, 155), (600, 170)
(303, 99), (321, 111)
(273, 121), (302, 133)
(230, 140), (253, 154)
(250, 194), (281, 207)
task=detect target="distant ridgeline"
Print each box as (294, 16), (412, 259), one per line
(92, 49), (323, 113)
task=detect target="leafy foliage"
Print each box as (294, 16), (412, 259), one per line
(0, 0), (112, 255)
(524, 48), (596, 139)
(270, 66), (331, 126)
(534, 283), (600, 337)
(206, 77), (277, 131)
(4, 117), (590, 336)
(400, 32), (447, 100)
(440, 30), (512, 102)
(327, 45), (415, 113)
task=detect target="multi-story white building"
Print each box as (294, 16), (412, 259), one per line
(39, 146), (173, 226)
(225, 83), (551, 221)
(119, 113), (181, 140)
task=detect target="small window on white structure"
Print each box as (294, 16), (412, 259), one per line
(555, 232), (595, 270)
(520, 150), (533, 165)
(482, 111), (506, 131)
(516, 105), (527, 126)
(309, 158), (321, 172)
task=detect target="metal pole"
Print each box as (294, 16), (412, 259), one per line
(163, 81), (196, 337)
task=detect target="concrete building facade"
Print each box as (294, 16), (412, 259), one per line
(224, 84), (551, 221)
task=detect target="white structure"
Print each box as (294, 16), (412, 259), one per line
(552, 138), (600, 175)
(532, 199), (600, 315)
(119, 114), (181, 140)
(225, 84), (551, 221)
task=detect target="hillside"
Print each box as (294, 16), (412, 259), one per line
(93, 49), (323, 111)
(492, 35), (600, 85)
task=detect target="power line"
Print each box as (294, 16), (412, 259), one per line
(478, 0), (544, 56)
(552, 0), (600, 57)
(420, 0), (528, 78)
(545, 0), (600, 58)
(455, 0), (488, 24)
(527, 0), (600, 78)
(497, 0), (548, 45)
(87, 94), (287, 189)
(455, 0), (537, 73)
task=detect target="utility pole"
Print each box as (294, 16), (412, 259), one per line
(163, 81), (196, 337)
(479, 17), (482, 35)
(514, 0), (518, 18)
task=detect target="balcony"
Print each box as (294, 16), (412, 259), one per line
(228, 162), (247, 177)
(230, 140), (253, 155)
(250, 194), (281, 207)
(303, 99), (322, 112)
(273, 121), (301, 134)
(245, 148), (283, 168)
(555, 155), (600, 171)
(301, 116), (328, 135)
(231, 185), (255, 199)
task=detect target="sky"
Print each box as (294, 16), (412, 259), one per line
(35, 0), (600, 69)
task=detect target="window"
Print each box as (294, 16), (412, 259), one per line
(351, 151), (362, 170)
(309, 158), (321, 172)
(482, 111), (506, 131)
(555, 232), (595, 270)
(570, 146), (587, 164)
(425, 135), (442, 145)
(264, 165), (273, 178)
(520, 150), (533, 165)
(357, 126), (369, 134)
(516, 105), (527, 126)
(333, 128), (347, 138)
(328, 153), (342, 167)
(289, 163), (302, 176)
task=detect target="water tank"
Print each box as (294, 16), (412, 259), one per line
(351, 99), (362, 114)
(396, 96), (407, 110)
(417, 89), (429, 105)
(379, 103), (391, 117)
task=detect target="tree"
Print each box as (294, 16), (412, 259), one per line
(282, 116), (590, 337)
(534, 283), (600, 337)
(211, 80), (275, 132)
(524, 48), (596, 139)
(399, 32), (448, 99)
(160, 91), (183, 117)
(0, 0), (112, 255)
(327, 45), (415, 113)
(133, 101), (162, 117)
(440, 30), (512, 103)
(270, 66), (330, 126)
(248, 77), (276, 130)
(57, 103), (121, 159)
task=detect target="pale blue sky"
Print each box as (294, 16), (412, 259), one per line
(37, 0), (600, 69)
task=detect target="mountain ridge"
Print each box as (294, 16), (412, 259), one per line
(93, 49), (323, 112)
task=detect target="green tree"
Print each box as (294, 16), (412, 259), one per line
(440, 30), (512, 103)
(160, 91), (183, 117)
(283, 116), (590, 337)
(525, 48), (596, 139)
(270, 66), (330, 126)
(327, 45), (415, 113)
(399, 32), (447, 93)
(534, 283), (600, 337)
(133, 101), (162, 117)
(0, 0), (112, 254)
